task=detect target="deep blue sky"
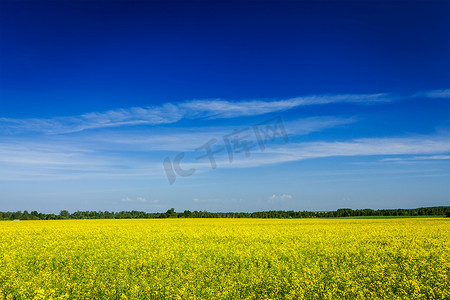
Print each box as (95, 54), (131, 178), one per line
(0, 0), (449, 213)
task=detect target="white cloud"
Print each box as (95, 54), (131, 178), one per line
(268, 193), (293, 203)
(137, 197), (147, 203)
(192, 197), (221, 204)
(281, 194), (293, 200)
(121, 197), (147, 203)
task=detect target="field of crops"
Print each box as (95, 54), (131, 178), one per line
(0, 218), (448, 299)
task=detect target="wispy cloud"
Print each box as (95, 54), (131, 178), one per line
(5, 88), (448, 135)
(4, 88), (447, 135)
(1, 132), (449, 181)
(0, 115), (350, 180)
(1, 89), (448, 182)
(0, 104), (183, 135)
(178, 93), (390, 119)
(274, 135), (450, 160)
(413, 88), (450, 99)
(0, 138), (164, 181)
(380, 155), (450, 162)
(0, 92), (392, 135)
(86, 116), (356, 152)
(190, 133), (450, 169)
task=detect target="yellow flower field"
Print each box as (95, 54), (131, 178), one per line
(0, 218), (448, 299)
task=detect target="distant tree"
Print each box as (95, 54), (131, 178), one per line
(46, 214), (56, 220)
(2, 206), (450, 220)
(12, 211), (22, 220)
(165, 208), (176, 218)
(22, 210), (31, 220)
(59, 210), (70, 219)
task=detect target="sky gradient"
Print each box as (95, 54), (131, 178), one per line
(0, 0), (449, 213)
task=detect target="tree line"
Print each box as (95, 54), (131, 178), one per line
(0, 206), (449, 220)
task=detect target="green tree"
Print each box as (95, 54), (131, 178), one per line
(59, 210), (70, 219)
(165, 208), (176, 218)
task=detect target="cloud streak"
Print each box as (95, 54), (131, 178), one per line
(1, 89), (448, 182)
(4, 87), (447, 135)
(413, 89), (450, 99)
(86, 116), (356, 152)
(380, 155), (450, 162)
(0, 92), (393, 134)
(4, 87), (448, 135)
(1, 131), (449, 181)
(189, 134), (450, 170)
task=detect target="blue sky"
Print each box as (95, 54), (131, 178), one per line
(0, 0), (449, 213)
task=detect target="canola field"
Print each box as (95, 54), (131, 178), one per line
(0, 218), (449, 299)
